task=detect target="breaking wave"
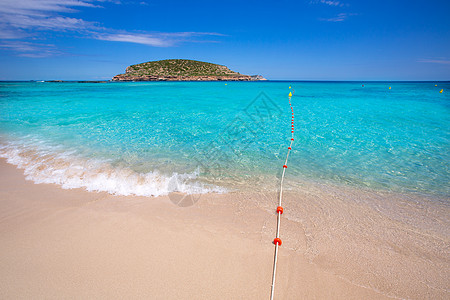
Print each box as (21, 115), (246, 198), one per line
(0, 139), (226, 197)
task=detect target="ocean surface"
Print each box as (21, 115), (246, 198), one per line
(0, 81), (449, 199)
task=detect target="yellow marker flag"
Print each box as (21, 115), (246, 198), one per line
(440, 89), (443, 93)
(288, 92), (292, 97)
(389, 87), (391, 90)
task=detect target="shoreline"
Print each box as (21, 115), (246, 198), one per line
(0, 158), (389, 299)
(1, 158), (449, 299)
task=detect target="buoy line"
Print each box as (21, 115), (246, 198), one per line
(270, 88), (294, 300)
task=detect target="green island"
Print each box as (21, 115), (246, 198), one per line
(112, 59), (266, 81)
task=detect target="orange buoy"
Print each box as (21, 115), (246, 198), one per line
(288, 147), (291, 150)
(276, 206), (284, 214)
(274, 238), (282, 246)
(283, 165), (287, 168)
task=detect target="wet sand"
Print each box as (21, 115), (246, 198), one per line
(0, 158), (448, 299)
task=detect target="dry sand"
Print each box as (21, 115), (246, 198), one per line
(0, 158), (448, 299)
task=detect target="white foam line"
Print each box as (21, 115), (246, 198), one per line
(0, 140), (226, 197)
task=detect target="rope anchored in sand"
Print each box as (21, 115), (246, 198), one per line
(270, 88), (294, 300)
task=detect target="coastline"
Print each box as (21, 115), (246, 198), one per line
(1, 158), (448, 299)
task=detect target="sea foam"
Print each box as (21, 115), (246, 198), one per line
(0, 139), (226, 197)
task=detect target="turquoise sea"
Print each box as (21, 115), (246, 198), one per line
(0, 81), (449, 199)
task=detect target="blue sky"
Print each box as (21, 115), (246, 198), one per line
(0, 0), (449, 80)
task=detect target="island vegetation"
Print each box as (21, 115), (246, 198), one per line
(112, 59), (266, 81)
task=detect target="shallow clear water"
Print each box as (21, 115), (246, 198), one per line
(0, 81), (449, 198)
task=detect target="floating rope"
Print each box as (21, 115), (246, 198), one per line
(270, 89), (294, 300)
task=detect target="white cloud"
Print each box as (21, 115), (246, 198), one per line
(96, 31), (225, 47)
(418, 59), (450, 65)
(319, 12), (356, 22)
(310, 0), (345, 7)
(0, 0), (101, 39)
(2, 14), (94, 31)
(0, 28), (28, 39)
(0, 0), (99, 16)
(0, 0), (224, 56)
(96, 33), (171, 47)
(0, 41), (61, 57)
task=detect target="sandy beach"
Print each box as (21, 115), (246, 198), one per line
(0, 158), (386, 299)
(1, 158), (449, 299)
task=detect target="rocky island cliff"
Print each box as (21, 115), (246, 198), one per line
(112, 59), (266, 81)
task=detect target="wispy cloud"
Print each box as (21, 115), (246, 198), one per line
(310, 0), (354, 22)
(2, 14), (95, 31)
(0, 0), (103, 38)
(418, 59), (450, 65)
(0, 0), (99, 16)
(310, 0), (346, 7)
(319, 12), (356, 22)
(96, 31), (224, 47)
(0, 41), (61, 57)
(96, 33), (171, 47)
(0, 28), (28, 39)
(0, 0), (224, 56)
